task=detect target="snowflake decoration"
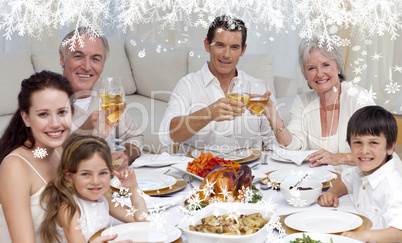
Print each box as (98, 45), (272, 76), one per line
(146, 208), (169, 233)
(261, 177), (280, 190)
(209, 197), (223, 204)
(138, 49), (146, 58)
(32, 147), (48, 159)
(393, 65), (402, 73)
(199, 179), (216, 201)
(129, 39), (137, 46)
(237, 186), (253, 203)
(125, 206), (138, 217)
(352, 66), (364, 75)
(385, 81), (401, 94)
(371, 53), (383, 61)
(226, 211), (241, 224)
(111, 188), (132, 207)
(156, 44), (162, 53)
(351, 76), (361, 84)
(287, 197), (308, 207)
(347, 85), (359, 97)
(352, 45), (361, 51)
(357, 90), (374, 106)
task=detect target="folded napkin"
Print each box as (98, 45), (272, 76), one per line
(133, 152), (193, 168)
(144, 194), (184, 212)
(273, 145), (317, 165)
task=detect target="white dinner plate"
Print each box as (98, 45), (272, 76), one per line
(283, 232), (363, 243)
(268, 168), (335, 184)
(191, 148), (252, 161)
(284, 211), (363, 234)
(111, 174), (177, 192)
(101, 222), (181, 242)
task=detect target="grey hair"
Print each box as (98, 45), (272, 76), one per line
(59, 27), (109, 62)
(298, 37), (345, 83)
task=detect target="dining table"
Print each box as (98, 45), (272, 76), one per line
(96, 148), (369, 242)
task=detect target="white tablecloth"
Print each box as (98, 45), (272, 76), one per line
(114, 151), (358, 242)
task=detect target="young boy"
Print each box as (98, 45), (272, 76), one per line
(318, 105), (402, 242)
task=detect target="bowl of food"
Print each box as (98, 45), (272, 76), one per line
(179, 202), (274, 243)
(281, 179), (322, 207)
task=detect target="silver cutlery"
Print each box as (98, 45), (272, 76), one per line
(289, 173), (309, 189)
(182, 174), (195, 189)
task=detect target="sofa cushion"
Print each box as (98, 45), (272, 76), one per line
(187, 48), (276, 97)
(32, 36), (136, 95)
(125, 94), (168, 153)
(31, 49), (63, 74)
(0, 52), (35, 116)
(102, 36), (137, 95)
(125, 34), (189, 102)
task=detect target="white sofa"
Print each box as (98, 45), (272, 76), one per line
(0, 34), (298, 153)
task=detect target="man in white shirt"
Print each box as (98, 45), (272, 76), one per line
(59, 27), (143, 170)
(159, 15), (277, 149)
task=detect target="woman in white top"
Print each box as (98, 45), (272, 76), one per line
(263, 37), (375, 169)
(0, 71), (74, 243)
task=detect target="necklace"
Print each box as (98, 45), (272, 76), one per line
(325, 85), (340, 151)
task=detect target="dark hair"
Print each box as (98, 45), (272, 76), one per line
(206, 15), (247, 49)
(347, 106), (397, 152)
(40, 135), (112, 243)
(0, 71), (74, 162)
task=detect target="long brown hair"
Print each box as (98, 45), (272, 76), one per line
(0, 71), (74, 162)
(40, 135), (112, 243)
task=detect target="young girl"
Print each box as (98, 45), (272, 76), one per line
(0, 71), (74, 243)
(40, 135), (147, 243)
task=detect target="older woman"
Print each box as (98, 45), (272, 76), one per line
(264, 37), (375, 169)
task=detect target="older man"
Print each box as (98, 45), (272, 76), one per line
(159, 15), (278, 149)
(59, 27), (143, 170)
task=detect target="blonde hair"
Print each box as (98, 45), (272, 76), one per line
(40, 135), (112, 243)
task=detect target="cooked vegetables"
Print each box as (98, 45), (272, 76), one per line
(289, 233), (334, 243)
(189, 213), (270, 235)
(186, 151), (240, 178)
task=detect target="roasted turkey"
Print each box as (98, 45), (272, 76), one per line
(186, 164), (254, 204)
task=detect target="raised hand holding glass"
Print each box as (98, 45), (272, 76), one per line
(99, 77), (126, 152)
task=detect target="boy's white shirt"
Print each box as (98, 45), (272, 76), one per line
(342, 158), (402, 230)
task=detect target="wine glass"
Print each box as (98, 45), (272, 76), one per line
(248, 80), (269, 140)
(227, 79), (250, 138)
(99, 76), (126, 152)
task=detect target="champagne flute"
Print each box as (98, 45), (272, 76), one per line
(99, 77), (126, 152)
(227, 79), (250, 138)
(248, 80), (269, 140)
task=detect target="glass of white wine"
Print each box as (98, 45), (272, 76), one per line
(99, 77), (126, 152)
(227, 79), (250, 139)
(248, 80), (269, 140)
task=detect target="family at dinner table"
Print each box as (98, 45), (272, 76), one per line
(0, 14), (401, 243)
